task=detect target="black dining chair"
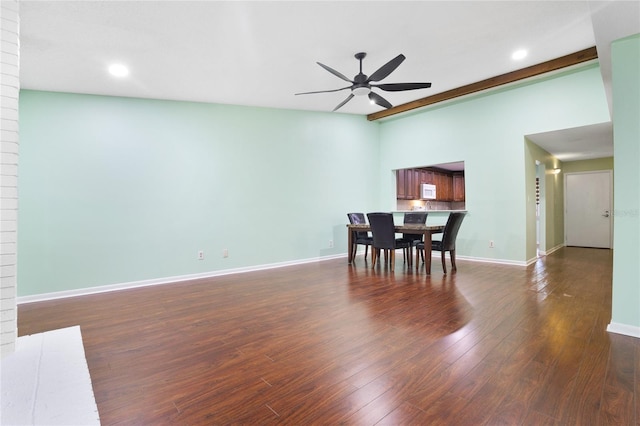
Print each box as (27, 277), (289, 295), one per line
(347, 213), (373, 261)
(416, 212), (466, 274)
(366, 212), (412, 271)
(400, 212), (428, 261)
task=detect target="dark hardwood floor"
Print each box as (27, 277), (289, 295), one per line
(18, 247), (639, 425)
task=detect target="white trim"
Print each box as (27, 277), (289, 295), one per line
(455, 255), (527, 267)
(538, 243), (565, 256)
(607, 322), (640, 339)
(19, 253), (532, 304)
(525, 256), (539, 266)
(352, 250), (527, 267)
(18, 254), (346, 304)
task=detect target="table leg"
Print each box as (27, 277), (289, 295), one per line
(425, 231), (432, 275)
(415, 230), (433, 275)
(347, 228), (353, 263)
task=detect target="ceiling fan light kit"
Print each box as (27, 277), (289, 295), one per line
(296, 52), (432, 112)
(352, 86), (371, 96)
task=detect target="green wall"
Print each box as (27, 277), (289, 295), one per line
(18, 91), (379, 296)
(611, 34), (640, 331)
(563, 157), (613, 173)
(17, 63), (613, 299)
(377, 64), (610, 264)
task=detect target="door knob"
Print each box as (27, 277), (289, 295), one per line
(602, 210), (610, 218)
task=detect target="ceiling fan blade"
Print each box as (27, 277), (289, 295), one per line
(317, 62), (352, 83)
(333, 94), (354, 111)
(368, 54), (406, 82)
(295, 86), (351, 95)
(368, 92), (392, 109)
(372, 82), (432, 92)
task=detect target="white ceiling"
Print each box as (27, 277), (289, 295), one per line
(18, 1), (640, 161)
(526, 121), (614, 162)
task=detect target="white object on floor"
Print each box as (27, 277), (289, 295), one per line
(1, 325), (100, 425)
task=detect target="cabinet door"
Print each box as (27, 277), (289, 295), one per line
(435, 173), (443, 200)
(422, 170), (434, 185)
(411, 169), (421, 199)
(406, 169), (414, 199)
(434, 172), (450, 200)
(397, 169), (407, 199)
(453, 173), (465, 201)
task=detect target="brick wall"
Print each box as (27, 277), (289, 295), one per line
(1, 0), (19, 357)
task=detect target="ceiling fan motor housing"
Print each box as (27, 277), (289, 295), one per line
(352, 73), (370, 96)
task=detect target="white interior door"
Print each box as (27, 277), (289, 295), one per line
(565, 171), (612, 248)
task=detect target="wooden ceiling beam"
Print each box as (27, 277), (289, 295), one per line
(366, 46), (598, 121)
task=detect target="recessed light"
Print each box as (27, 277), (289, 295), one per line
(512, 49), (528, 60)
(108, 63), (129, 77)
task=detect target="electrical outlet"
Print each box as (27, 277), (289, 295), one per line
(329, 240), (334, 248)
(223, 248), (229, 258)
(198, 250), (204, 260)
(489, 240), (494, 248)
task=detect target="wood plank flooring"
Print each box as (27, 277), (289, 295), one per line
(18, 247), (639, 425)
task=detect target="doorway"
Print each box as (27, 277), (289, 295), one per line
(564, 170), (612, 248)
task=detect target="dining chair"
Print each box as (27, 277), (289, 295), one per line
(366, 212), (412, 271)
(416, 212), (466, 274)
(347, 213), (373, 261)
(400, 212), (428, 261)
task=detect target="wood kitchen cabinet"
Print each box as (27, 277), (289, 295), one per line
(453, 172), (465, 201)
(434, 171), (453, 201)
(420, 169), (434, 185)
(397, 169), (422, 199)
(407, 169), (417, 199)
(396, 169), (416, 199)
(396, 169), (408, 199)
(397, 167), (464, 202)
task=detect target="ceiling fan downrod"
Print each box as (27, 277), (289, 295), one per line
(352, 52), (370, 96)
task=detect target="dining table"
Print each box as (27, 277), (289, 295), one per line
(347, 223), (445, 274)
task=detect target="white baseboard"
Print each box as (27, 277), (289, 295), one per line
(18, 254), (346, 305)
(359, 250), (527, 267)
(538, 243), (565, 256)
(455, 255), (527, 267)
(526, 256), (539, 266)
(607, 322), (640, 339)
(18, 252), (533, 304)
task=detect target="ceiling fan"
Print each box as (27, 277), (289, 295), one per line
(295, 52), (432, 112)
